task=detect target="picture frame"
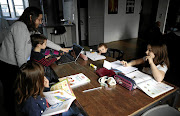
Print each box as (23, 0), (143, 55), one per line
(108, 0), (118, 14)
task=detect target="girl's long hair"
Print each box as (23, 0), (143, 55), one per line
(18, 6), (42, 32)
(15, 61), (45, 105)
(149, 42), (170, 68)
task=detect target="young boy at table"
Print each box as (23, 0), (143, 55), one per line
(97, 43), (111, 57)
(30, 34), (60, 82)
(15, 61), (83, 116)
(121, 41), (169, 82)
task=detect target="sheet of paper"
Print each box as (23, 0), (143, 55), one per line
(86, 51), (106, 61)
(111, 61), (137, 75)
(103, 60), (112, 70)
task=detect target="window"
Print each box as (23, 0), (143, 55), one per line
(0, 0), (28, 18)
(13, 0), (24, 17)
(0, 0), (10, 17)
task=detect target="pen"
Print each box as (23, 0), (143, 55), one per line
(82, 87), (102, 93)
(90, 63), (97, 70)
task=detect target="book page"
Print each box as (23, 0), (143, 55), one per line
(42, 79), (76, 116)
(86, 51), (106, 61)
(59, 73), (91, 89)
(43, 89), (75, 106)
(50, 79), (75, 96)
(137, 79), (174, 98)
(125, 70), (153, 84)
(42, 97), (75, 116)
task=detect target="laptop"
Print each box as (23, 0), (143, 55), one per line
(56, 43), (84, 65)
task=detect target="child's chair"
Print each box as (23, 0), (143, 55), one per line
(109, 48), (124, 60)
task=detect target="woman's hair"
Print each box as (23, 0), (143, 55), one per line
(31, 34), (47, 47)
(149, 42), (170, 68)
(15, 61), (45, 104)
(18, 6), (42, 32)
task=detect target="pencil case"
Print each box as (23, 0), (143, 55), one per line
(96, 67), (115, 77)
(114, 73), (136, 91)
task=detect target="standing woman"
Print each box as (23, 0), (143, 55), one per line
(0, 6), (70, 115)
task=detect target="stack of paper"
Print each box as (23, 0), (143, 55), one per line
(104, 60), (138, 75)
(86, 51), (106, 61)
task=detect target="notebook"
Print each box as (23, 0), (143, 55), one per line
(56, 43), (84, 65)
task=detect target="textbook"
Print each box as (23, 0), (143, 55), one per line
(125, 70), (174, 98)
(42, 79), (76, 116)
(58, 73), (91, 89)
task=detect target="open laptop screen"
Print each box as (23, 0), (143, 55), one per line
(56, 43), (84, 65)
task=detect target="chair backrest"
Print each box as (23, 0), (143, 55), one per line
(108, 48), (124, 60)
(54, 26), (66, 35)
(142, 104), (180, 116)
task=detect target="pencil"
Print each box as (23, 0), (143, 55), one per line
(82, 87), (102, 93)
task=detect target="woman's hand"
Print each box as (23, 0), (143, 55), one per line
(60, 48), (72, 53)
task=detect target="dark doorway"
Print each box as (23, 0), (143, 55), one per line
(78, 0), (88, 46)
(138, 0), (159, 39)
(77, 0), (104, 47)
(165, 0), (180, 33)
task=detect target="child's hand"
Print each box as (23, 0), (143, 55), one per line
(145, 55), (154, 65)
(45, 54), (51, 59)
(120, 60), (131, 67)
(56, 56), (61, 60)
(44, 76), (49, 88)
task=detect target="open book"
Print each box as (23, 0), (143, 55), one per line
(42, 79), (76, 116)
(126, 70), (174, 98)
(104, 60), (174, 98)
(86, 51), (106, 61)
(58, 73), (91, 89)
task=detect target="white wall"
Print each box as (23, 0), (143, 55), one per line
(104, 0), (141, 43)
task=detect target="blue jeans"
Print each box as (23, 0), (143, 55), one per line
(62, 103), (84, 116)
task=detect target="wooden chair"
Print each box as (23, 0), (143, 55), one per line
(108, 48), (124, 60)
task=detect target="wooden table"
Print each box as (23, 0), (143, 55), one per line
(51, 58), (180, 116)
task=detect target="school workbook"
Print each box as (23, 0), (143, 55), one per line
(126, 70), (174, 98)
(105, 60), (174, 98)
(58, 73), (91, 89)
(42, 79), (76, 116)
